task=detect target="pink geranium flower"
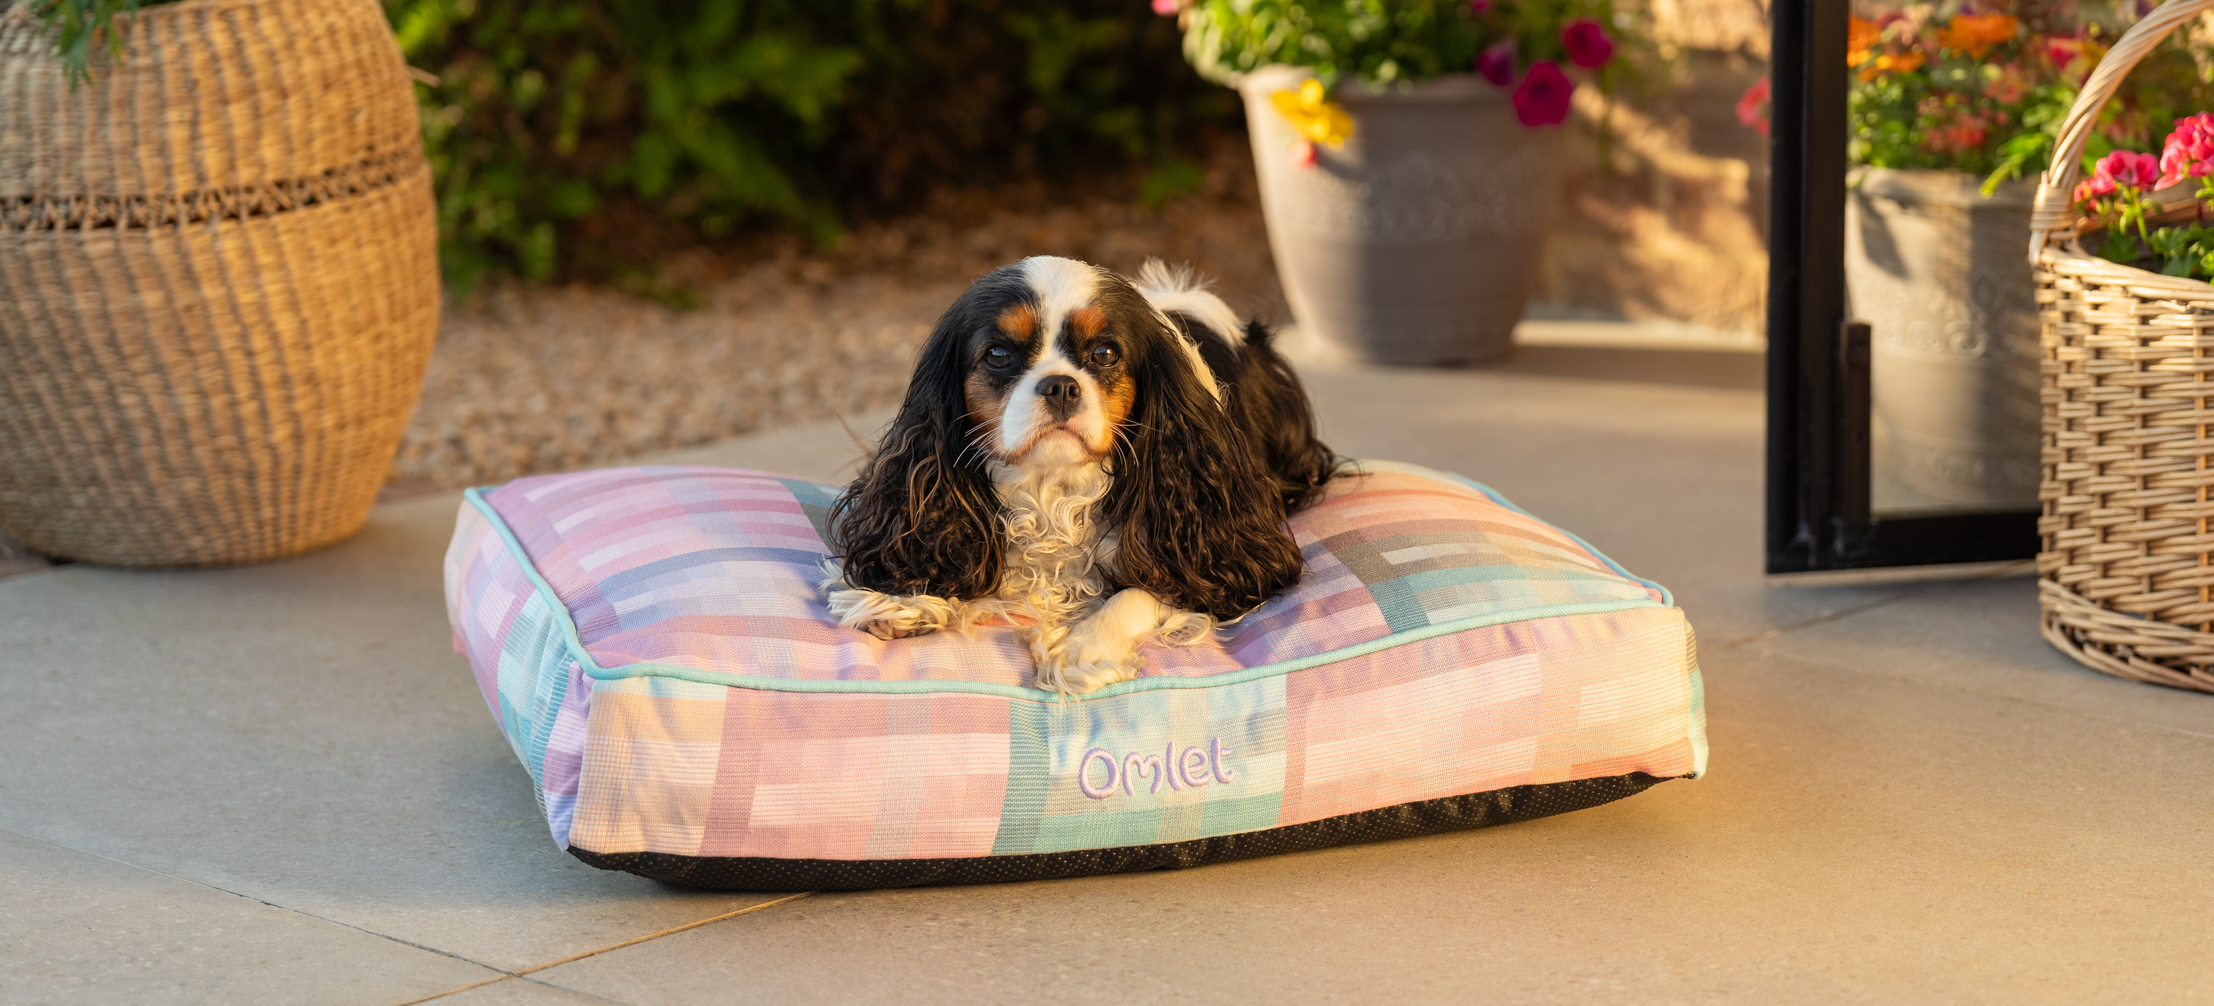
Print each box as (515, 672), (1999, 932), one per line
(1737, 77), (1770, 136)
(1512, 61), (1573, 127)
(1477, 39), (1516, 87)
(2077, 149), (2159, 206)
(2099, 149), (2160, 190)
(1561, 19), (1616, 69)
(2158, 113), (2214, 189)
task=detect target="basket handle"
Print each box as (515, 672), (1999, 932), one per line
(2029, 0), (2214, 262)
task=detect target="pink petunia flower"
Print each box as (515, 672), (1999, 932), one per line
(1477, 39), (1517, 87)
(1512, 61), (1574, 127)
(1561, 19), (1616, 69)
(2158, 113), (2214, 189)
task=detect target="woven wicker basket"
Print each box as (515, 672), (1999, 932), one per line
(0, 0), (438, 566)
(2032, 0), (2214, 692)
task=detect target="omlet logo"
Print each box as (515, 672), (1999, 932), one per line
(1076, 738), (1234, 799)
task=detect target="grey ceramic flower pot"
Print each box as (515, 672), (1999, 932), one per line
(1236, 65), (1565, 365)
(1845, 167), (2041, 510)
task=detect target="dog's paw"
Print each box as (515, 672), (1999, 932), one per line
(1032, 622), (1143, 695)
(1154, 610), (1216, 647)
(827, 587), (954, 640)
(1032, 652), (1140, 696)
(862, 620), (932, 640)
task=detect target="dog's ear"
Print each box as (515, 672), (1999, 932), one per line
(829, 305), (1002, 600)
(1103, 320), (1306, 621)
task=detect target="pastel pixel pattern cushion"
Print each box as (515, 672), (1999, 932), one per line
(444, 460), (1707, 889)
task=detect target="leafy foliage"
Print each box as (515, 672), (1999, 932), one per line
(1175, 0), (1633, 89)
(25, 0), (159, 85)
(390, 0), (866, 289)
(28, 0), (1232, 289)
(1179, 0), (1490, 87)
(391, 0), (1230, 290)
(1842, 2), (2214, 191)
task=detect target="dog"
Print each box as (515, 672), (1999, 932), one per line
(825, 255), (1338, 694)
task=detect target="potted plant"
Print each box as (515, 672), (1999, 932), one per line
(1160, 0), (1633, 364)
(1742, 2), (2214, 510)
(0, 0), (440, 566)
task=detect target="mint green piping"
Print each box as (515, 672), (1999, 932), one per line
(463, 486), (1677, 703)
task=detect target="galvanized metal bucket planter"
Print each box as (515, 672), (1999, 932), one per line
(1845, 167), (2042, 510)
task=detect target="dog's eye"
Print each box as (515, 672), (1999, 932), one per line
(984, 346), (1015, 370)
(1090, 342), (1121, 368)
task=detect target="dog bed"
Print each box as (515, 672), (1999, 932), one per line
(444, 460), (1706, 890)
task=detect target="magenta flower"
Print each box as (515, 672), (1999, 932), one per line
(1512, 61), (1573, 127)
(1561, 19), (1616, 69)
(2079, 150), (2159, 207)
(1476, 39), (1517, 87)
(1468, 0), (1491, 12)
(2097, 149), (2160, 191)
(2158, 113), (2214, 189)
(1151, 0), (1181, 14)
(1736, 77), (1770, 136)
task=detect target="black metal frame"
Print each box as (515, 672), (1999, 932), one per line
(1763, 0), (2040, 574)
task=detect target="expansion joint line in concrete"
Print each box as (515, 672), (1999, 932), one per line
(393, 892), (817, 1005)
(1716, 561), (2037, 653)
(0, 826), (546, 996)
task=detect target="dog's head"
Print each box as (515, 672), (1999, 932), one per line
(830, 256), (1304, 619)
(954, 256), (1220, 473)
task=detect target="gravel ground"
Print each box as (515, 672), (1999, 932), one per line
(389, 147), (1285, 490)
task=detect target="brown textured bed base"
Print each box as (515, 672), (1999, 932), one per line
(568, 772), (1669, 891)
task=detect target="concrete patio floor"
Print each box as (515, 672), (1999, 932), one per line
(6, 332), (2214, 1004)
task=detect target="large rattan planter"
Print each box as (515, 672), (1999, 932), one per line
(2032, 0), (2214, 692)
(0, 0), (439, 566)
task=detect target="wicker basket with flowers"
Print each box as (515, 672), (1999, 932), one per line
(2026, 0), (2214, 692)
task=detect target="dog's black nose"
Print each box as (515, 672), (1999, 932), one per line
(1036, 375), (1081, 416)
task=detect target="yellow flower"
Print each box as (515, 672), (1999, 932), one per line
(1858, 49), (1927, 82)
(1934, 13), (2018, 59)
(1269, 79), (1353, 149)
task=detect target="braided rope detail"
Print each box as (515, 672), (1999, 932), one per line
(0, 148), (421, 233)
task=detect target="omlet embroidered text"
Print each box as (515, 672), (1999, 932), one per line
(1077, 738), (1234, 799)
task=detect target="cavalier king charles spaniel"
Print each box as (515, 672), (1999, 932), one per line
(825, 255), (1339, 694)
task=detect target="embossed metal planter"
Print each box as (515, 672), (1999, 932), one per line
(1236, 66), (1563, 365)
(1845, 167), (2040, 509)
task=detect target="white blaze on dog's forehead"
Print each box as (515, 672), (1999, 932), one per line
(998, 258), (1108, 458)
(1017, 256), (1099, 338)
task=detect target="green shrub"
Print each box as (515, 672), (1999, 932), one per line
(388, 0), (1233, 291)
(26, 0), (1237, 289)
